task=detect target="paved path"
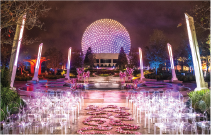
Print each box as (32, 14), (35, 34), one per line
(12, 80), (194, 134)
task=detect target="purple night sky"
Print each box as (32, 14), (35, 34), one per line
(23, 1), (202, 56)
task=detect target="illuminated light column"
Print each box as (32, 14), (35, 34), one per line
(10, 15), (26, 88)
(139, 47), (145, 80)
(32, 43), (43, 82)
(167, 43), (178, 81)
(185, 13), (208, 91)
(65, 47), (72, 80)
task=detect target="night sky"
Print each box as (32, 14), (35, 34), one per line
(23, 1), (202, 57)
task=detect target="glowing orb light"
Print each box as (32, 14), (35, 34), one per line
(82, 19), (131, 55)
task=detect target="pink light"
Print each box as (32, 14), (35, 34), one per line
(167, 43), (174, 69)
(35, 43), (43, 69)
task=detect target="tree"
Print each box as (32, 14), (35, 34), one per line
(176, 33), (190, 72)
(1, 1), (50, 84)
(145, 29), (168, 74)
(190, 1), (210, 32)
(1, 45), (11, 67)
(84, 47), (95, 68)
(1, 1), (50, 31)
(44, 47), (63, 75)
(128, 47), (139, 68)
(199, 42), (210, 72)
(1, 1), (50, 46)
(189, 1), (210, 62)
(206, 35), (210, 48)
(117, 47), (128, 69)
(71, 51), (84, 68)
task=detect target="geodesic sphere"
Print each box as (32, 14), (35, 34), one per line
(82, 19), (131, 55)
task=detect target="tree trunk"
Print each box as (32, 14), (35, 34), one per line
(8, 15), (25, 86)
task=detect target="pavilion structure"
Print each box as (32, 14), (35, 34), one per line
(24, 57), (48, 75)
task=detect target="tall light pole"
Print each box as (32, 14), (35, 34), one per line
(32, 43), (43, 82)
(167, 43), (178, 82)
(10, 14), (26, 88)
(139, 47), (145, 80)
(65, 47), (72, 80)
(185, 13), (208, 91)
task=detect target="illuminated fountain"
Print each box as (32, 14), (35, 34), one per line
(185, 13), (208, 91)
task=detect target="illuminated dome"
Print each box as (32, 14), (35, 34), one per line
(81, 19), (131, 55)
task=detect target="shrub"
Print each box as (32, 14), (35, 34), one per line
(1, 66), (10, 87)
(188, 89), (210, 113)
(144, 73), (172, 80)
(176, 75), (196, 82)
(1, 86), (24, 121)
(98, 74), (111, 77)
(15, 75), (32, 81)
(45, 75), (65, 79)
(96, 69), (114, 75)
(202, 92), (210, 111)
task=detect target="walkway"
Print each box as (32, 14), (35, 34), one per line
(13, 80), (194, 134)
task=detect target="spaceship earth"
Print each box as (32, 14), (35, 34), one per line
(81, 19), (131, 55)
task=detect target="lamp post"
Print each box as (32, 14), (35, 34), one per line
(167, 43), (178, 82)
(139, 47), (145, 80)
(65, 47), (72, 80)
(185, 13), (208, 91)
(32, 43), (43, 82)
(10, 14), (26, 88)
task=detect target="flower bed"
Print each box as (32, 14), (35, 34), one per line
(78, 105), (141, 134)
